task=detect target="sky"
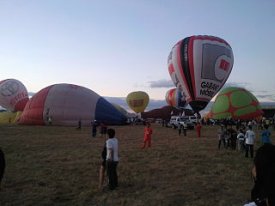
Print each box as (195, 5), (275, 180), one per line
(1, 0), (275, 103)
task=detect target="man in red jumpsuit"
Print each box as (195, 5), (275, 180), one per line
(142, 122), (153, 148)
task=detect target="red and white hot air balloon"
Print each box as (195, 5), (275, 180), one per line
(165, 88), (186, 108)
(0, 79), (29, 112)
(168, 35), (234, 113)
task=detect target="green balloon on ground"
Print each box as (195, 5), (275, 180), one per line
(210, 87), (263, 120)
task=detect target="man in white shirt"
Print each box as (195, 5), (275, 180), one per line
(245, 125), (256, 158)
(106, 128), (119, 190)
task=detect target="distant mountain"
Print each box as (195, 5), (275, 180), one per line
(104, 96), (167, 112)
(1, 95), (274, 114)
(104, 96), (275, 115)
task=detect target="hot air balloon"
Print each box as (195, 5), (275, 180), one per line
(0, 111), (22, 124)
(126, 91), (149, 113)
(209, 87), (263, 120)
(19, 83), (127, 126)
(165, 88), (187, 108)
(0, 79), (29, 112)
(168, 35), (234, 113)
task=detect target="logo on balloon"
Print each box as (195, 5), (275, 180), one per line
(201, 44), (233, 83)
(0, 81), (19, 96)
(129, 99), (144, 107)
(214, 55), (232, 81)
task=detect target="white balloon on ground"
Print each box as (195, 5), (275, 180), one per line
(19, 83), (127, 126)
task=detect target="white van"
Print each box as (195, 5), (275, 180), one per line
(169, 115), (196, 129)
(179, 116), (196, 129)
(169, 116), (182, 128)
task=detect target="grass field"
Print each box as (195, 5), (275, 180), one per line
(0, 123), (272, 206)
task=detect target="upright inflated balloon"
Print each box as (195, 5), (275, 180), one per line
(0, 79), (29, 111)
(19, 84), (127, 126)
(209, 87), (263, 120)
(126, 91), (149, 113)
(168, 35), (234, 112)
(165, 88), (186, 108)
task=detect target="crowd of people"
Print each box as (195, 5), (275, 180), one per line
(217, 120), (272, 158)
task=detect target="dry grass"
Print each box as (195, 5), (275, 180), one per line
(0, 123), (272, 206)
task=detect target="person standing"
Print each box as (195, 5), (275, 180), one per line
(218, 125), (226, 149)
(248, 144), (275, 206)
(178, 123), (182, 136)
(48, 116), (52, 125)
(228, 127), (237, 150)
(195, 122), (202, 138)
(237, 129), (245, 151)
(261, 124), (271, 145)
(142, 122), (153, 148)
(77, 119), (82, 129)
(98, 143), (107, 190)
(245, 125), (256, 158)
(92, 120), (98, 137)
(183, 122), (187, 136)
(100, 122), (108, 138)
(0, 148), (5, 189)
(106, 128), (119, 190)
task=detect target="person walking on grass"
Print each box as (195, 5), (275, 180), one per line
(106, 128), (119, 190)
(142, 122), (153, 148)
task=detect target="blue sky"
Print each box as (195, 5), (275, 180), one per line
(1, 0), (275, 102)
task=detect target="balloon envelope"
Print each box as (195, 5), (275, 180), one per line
(0, 79), (29, 112)
(19, 84), (127, 126)
(111, 103), (128, 116)
(165, 88), (186, 108)
(209, 87), (263, 120)
(0, 111), (22, 124)
(168, 35), (234, 112)
(126, 91), (149, 113)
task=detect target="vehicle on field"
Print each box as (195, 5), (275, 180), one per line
(169, 115), (195, 129)
(179, 119), (195, 130)
(169, 116), (182, 128)
(187, 115), (198, 124)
